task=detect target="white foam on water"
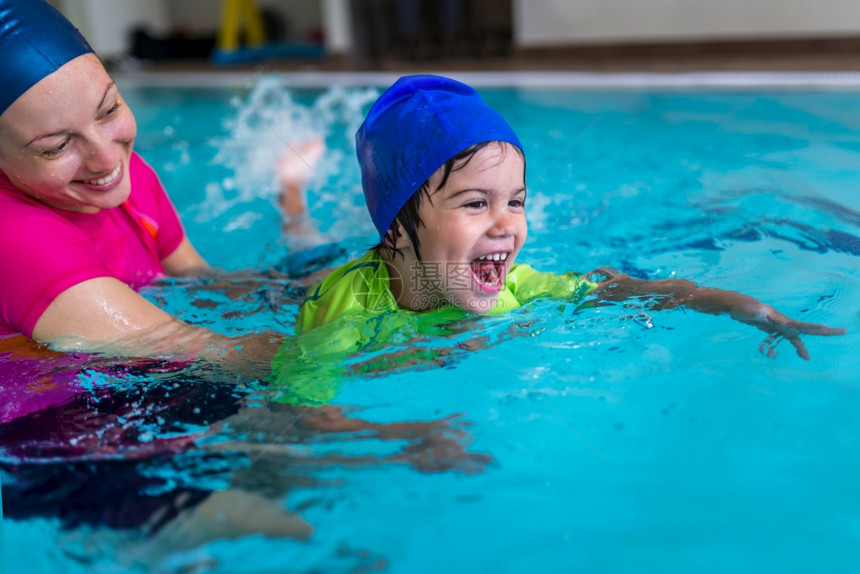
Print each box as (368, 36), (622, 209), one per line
(205, 76), (380, 235)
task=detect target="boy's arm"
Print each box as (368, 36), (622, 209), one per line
(587, 266), (845, 360)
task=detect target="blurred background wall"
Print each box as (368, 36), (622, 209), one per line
(53, 0), (860, 63)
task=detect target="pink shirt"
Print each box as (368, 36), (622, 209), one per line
(0, 152), (185, 338)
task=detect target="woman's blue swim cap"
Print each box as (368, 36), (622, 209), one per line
(356, 75), (522, 240)
(0, 0), (93, 115)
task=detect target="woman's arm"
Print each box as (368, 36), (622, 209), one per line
(161, 237), (210, 277)
(588, 266), (845, 359)
(32, 276), (282, 380)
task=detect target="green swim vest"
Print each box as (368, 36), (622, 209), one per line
(296, 250), (595, 333)
(269, 250), (596, 406)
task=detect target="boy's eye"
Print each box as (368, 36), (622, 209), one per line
(509, 198), (525, 208)
(464, 200), (486, 209)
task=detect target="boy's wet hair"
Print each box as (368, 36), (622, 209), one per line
(378, 141), (525, 262)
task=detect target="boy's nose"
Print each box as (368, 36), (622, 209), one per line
(489, 209), (518, 237)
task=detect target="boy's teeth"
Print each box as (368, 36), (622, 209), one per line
(470, 256), (504, 287)
(478, 252), (508, 261)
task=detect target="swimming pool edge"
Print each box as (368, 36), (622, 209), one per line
(112, 70), (860, 91)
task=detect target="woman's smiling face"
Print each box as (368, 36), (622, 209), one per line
(0, 54), (136, 213)
(388, 141), (528, 314)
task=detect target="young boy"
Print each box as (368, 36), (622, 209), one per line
(293, 75), (842, 358)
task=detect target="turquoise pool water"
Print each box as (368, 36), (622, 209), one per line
(2, 75), (859, 573)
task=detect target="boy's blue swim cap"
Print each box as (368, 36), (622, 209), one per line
(356, 75), (522, 240)
(0, 0), (93, 115)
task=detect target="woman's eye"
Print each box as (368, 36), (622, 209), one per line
(42, 140), (70, 158)
(103, 101), (121, 118)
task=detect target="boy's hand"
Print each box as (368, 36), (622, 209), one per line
(731, 302), (846, 360)
(586, 266), (846, 360)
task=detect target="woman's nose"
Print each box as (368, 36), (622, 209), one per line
(82, 128), (119, 172)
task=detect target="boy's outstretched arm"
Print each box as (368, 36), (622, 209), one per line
(587, 266), (846, 360)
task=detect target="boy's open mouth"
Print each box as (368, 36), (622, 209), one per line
(471, 252), (508, 293)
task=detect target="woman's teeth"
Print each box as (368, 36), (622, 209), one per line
(477, 252), (508, 262)
(83, 164), (121, 186)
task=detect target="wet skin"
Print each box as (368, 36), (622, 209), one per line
(0, 54), (136, 213)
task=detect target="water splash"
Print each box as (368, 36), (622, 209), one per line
(199, 76), (379, 236)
